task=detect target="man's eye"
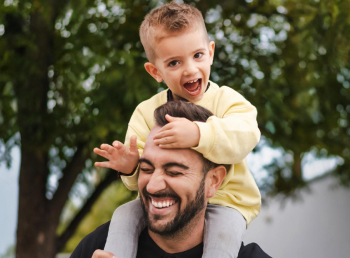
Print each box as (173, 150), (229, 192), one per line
(194, 52), (203, 59)
(167, 171), (182, 177)
(168, 60), (179, 67)
(140, 168), (153, 174)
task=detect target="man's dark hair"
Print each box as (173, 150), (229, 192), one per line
(154, 101), (218, 174)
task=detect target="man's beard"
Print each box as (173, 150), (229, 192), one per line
(140, 175), (206, 237)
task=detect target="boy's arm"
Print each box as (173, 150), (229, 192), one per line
(121, 107), (151, 191)
(193, 88), (260, 165)
(120, 127), (144, 191)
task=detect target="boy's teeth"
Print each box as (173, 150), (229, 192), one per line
(187, 79), (198, 84)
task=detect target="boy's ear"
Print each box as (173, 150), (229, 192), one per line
(208, 41), (215, 65)
(144, 62), (163, 83)
(206, 165), (226, 199)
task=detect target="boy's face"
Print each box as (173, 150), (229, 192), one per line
(144, 26), (215, 103)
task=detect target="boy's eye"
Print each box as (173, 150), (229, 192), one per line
(168, 60), (179, 67)
(194, 52), (203, 59)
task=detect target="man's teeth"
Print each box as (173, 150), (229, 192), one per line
(151, 198), (176, 208)
(186, 79), (199, 84)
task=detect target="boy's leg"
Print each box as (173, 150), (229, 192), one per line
(203, 204), (246, 258)
(104, 199), (145, 258)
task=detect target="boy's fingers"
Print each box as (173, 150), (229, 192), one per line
(157, 123), (173, 133)
(159, 142), (179, 149)
(154, 130), (173, 140)
(154, 136), (175, 145)
(112, 141), (121, 148)
(93, 147), (101, 154)
(100, 144), (115, 153)
(165, 114), (184, 123)
(165, 114), (174, 122)
(93, 148), (109, 158)
(94, 161), (111, 168)
(129, 136), (138, 153)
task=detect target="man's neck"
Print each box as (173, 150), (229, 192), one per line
(148, 212), (205, 254)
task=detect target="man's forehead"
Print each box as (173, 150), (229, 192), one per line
(145, 126), (161, 146)
(142, 126), (165, 158)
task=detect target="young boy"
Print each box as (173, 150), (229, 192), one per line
(94, 2), (261, 258)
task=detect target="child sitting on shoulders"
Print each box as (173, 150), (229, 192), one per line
(94, 2), (261, 258)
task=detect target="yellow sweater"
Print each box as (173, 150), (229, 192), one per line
(121, 81), (261, 224)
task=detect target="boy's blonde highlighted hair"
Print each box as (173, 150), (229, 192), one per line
(139, 1), (208, 63)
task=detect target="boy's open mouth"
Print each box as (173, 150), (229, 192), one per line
(183, 78), (202, 96)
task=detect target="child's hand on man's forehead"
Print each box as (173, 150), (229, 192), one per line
(153, 114), (200, 149)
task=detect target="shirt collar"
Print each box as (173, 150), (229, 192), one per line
(137, 229), (203, 258)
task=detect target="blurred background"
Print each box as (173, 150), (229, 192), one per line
(0, 0), (349, 257)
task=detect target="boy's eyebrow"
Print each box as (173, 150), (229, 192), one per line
(192, 48), (207, 53)
(163, 48), (207, 64)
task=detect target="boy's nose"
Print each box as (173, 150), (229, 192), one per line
(146, 170), (167, 194)
(183, 61), (199, 76)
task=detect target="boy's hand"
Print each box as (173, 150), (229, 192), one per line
(153, 114), (200, 149)
(94, 135), (139, 175)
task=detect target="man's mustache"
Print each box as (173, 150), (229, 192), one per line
(141, 187), (180, 201)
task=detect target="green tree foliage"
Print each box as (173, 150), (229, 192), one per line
(0, 0), (158, 257)
(199, 0), (350, 194)
(60, 180), (136, 253)
(0, 0), (349, 257)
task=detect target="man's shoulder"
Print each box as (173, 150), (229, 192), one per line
(70, 221), (110, 258)
(238, 242), (272, 258)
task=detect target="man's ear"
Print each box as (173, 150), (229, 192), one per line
(144, 62), (163, 82)
(206, 165), (226, 198)
(208, 41), (215, 65)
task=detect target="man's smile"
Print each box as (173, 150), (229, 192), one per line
(141, 184), (181, 217)
(150, 197), (177, 208)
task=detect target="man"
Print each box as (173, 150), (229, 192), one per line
(70, 101), (270, 258)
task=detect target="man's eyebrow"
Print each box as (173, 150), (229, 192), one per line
(163, 162), (189, 170)
(139, 158), (154, 167)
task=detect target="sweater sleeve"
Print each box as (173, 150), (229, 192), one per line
(193, 87), (260, 164)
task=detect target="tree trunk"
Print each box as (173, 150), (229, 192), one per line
(15, 2), (58, 257)
(292, 152), (303, 181)
(16, 147), (59, 258)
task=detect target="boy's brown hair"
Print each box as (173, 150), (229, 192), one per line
(139, 1), (208, 63)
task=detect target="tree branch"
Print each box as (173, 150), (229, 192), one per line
(55, 169), (119, 253)
(50, 142), (87, 216)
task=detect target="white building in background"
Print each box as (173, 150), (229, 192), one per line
(244, 174), (350, 258)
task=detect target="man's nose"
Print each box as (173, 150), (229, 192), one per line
(146, 170), (167, 194)
(183, 60), (198, 76)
